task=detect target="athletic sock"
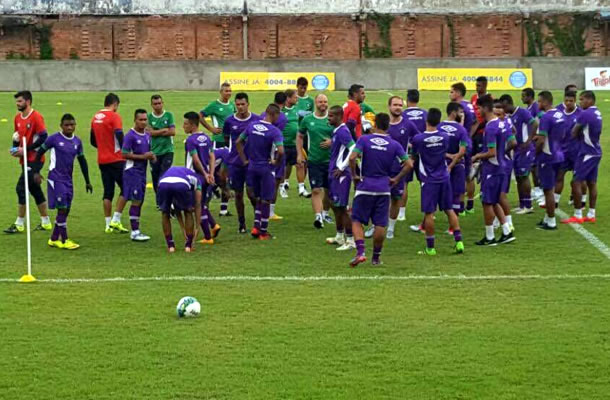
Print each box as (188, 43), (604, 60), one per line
(15, 216), (24, 226)
(467, 199), (474, 211)
(345, 225), (353, 238)
(270, 203), (276, 216)
(315, 212), (323, 222)
(459, 201), (465, 214)
(547, 216), (557, 228)
(111, 212), (122, 224)
(220, 202), (228, 213)
(238, 215), (246, 227)
(322, 210), (329, 219)
(260, 203), (270, 233)
(41, 216), (51, 225)
(502, 223), (511, 235)
(554, 193), (561, 204)
(453, 229), (462, 242)
(426, 235), (435, 249)
(128, 206), (140, 232)
(298, 183), (305, 193)
(206, 207), (217, 227)
(523, 197), (532, 209)
(505, 215), (513, 227)
(185, 234), (193, 248)
(355, 239), (365, 256)
(372, 245), (382, 262)
(485, 225), (494, 240)
(51, 215), (63, 241)
(574, 208), (583, 218)
(398, 207), (406, 218)
(582, 194), (588, 203)
(283, 179), (289, 187)
(165, 234), (175, 248)
(254, 204), (262, 229)
(105, 216), (111, 228)
(200, 210), (211, 240)
(388, 218), (397, 232)
(587, 208), (596, 218)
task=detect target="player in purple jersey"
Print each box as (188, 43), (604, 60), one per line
(496, 100), (517, 233)
(223, 92), (261, 233)
(121, 109), (155, 242)
(402, 89), (428, 133)
(348, 113), (410, 267)
(472, 95), (514, 245)
(555, 85), (578, 112)
(449, 82), (476, 135)
(326, 106), (356, 250)
(403, 108), (464, 256)
(562, 91), (603, 225)
(183, 111), (218, 245)
(522, 87), (544, 201)
(158, 166), (202, 253)
(32, 114), (92, 250)
(236, 104), (284, 241)
(533, 91), (566, 230)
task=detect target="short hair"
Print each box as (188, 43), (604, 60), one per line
(564, 84), (578, 94)
(476, 76), (488, 83)
(284, 88), (297, 98)
(234, 92), (249, 103)
(329, 105), (344, 117)
(14, 90), (32, 103)
(538, 91), (553, 105)
(476, 94), (494, 112)
(265, 103), (281, 115)
(498, 94), (514, 105)
(348, 84), (364, 98)
(564, 91), (577, 99)
(522, 88), (535, 98)
(407, 89), (420, 103)
(446, 102), (463, 115)
(375, 113), (390, 131)
(104, 93), (120, 107)
(220, 82), (231, 91)
(493, 99), (505, 110)
(183, 111), (200, 126)
(60, 113), (75, 123)
(580, 90), (596, 102)
(274, 91), (287, 104)
(451, 82), (467, 97)
(427, 108), (442, 127)
(387, 95), (403, 106)
(151, 94), (162, 102)
(134, 109), (147, 119)
(296, 77), (308, 87)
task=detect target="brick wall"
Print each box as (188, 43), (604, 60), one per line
(0, 14), (606, 60)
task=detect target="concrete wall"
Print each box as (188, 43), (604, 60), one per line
(1, 58), (609, 91)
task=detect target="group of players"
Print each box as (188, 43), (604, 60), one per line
(5, 75), (603, 266)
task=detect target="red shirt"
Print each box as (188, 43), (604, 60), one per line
(471, 93), (492, 134)
(91, 109), (124, 165)
(343, 100), (362, 138)
(14, 109), (46, 165)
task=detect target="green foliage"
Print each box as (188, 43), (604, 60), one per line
(363, 12), (394, 59)
(524, 19), (544, 57)
(545, 14), (594, 56)
(446, 17), (457, 57)
(69, 49), (80, 60)
(35, 25), (54, 60)
(5, 51), (30, 60)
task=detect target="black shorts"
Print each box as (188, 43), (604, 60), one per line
(99, 161), (125, 201)
(471, 132), (484, 155)
(284, 146), (298, 166)
(16, 162), (46, 205)
(308, 162), (329, 189)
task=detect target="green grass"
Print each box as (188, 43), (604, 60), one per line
(1, 89), (609, 399)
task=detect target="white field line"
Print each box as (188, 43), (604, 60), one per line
(2, 274), (610, 284)
(555, 209), (610, 260)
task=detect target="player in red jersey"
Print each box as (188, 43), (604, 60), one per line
(4, 91), (52, 234)
(90, 93), (129, 233)
(343, 84), (365, 139)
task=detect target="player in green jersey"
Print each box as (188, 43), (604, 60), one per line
(199, 82), (235, 148)
(147, 94), (176, 208)
(296, 77), (315, 118)
(279, 89), (309, 199)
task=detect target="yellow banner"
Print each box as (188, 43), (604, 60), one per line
(417, 68), (533, 91)
(220, 72), (335, 91)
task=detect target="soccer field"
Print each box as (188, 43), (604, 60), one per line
(1, 89), (609, 399)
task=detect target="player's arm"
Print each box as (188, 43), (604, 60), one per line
(199, 107), (221, 134)
(122, 138), (154, 161)
(31, 144), (49, 173)
(348, 144), (362, 181)
(448, 141), (468, 171)
(90, 128), (97, 148)
(524, 118), (538, 147)
(533, 116), (549, 153)
(77, 154), (93, 193)
(572, 123), (584, 140)
(273, 144), (285, 166)
(114, 129), (124, 147)
(390, 155), (413, 185)
(26, 130), (48, 151)
(472, 132), (496, 162)
(235, 133), (248, 165)
(189, 150), (208, 180)
(469, 120), (480, 137)
(335, 139), (356, 174)
(506, 135), (517, 152)
(222, 122), (231, 147)
(207, 149), (216, 185)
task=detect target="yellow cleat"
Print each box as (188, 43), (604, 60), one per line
(62, 239), (80, 250)
(270, 214), (283, 221)
(105, 226), (114, 233)
(199, 238), (214, 245)
(48, 239), (64, 249)
(109, 221), (129, 233)
(211, 224), (221, 238)
(42, 222), (53, 231)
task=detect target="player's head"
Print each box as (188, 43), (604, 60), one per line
(234, 92), (250, 115)
(426, 108), (442, 129)
(564, 91), (577, 112)
(274, 91), (287, 107)
(475, 76), (488, 95)
(564, 84), (578, 95)
(406, 89), (420, 105)
(579, 90), (596, 109)
(315, 93), (328, 114)
(150, 94), (163, 113)
(450, 82), (466, 101)
(492, 99), (505, 118)
(134, 109), (148, 131)
(104, 92), (120, 111)
(498, 94), (515, 113)
(476, 94), (494, 117)
(374, 113), (390, 132)
(264, 103), (281, 124)
(297, 77), (308, 96)
(537, 90), (553, 110)
(183, 111), (200, 134)
(348, 84), (365, 103)
(60, 113), (76, 136)
(388, 96), (404, 117)
(14, 90), (32, 112)
(285, 89), (298, 107)
(220, 82), (232, 101)
(521, 87), (535, 104)
(446, 102), (463, 124)
(328, 105), (344, 127)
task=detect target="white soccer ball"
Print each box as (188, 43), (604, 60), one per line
(176, 296), (201, 318)
(12, 132), (19, 142)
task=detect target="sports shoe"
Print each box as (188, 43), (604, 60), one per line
(496, 232), (516, 244)
(445, 228), (454, 235)
(349, 254), (367, 267)
(184, 246), (192, 253)
(536, 223), (557, 231)
(417, 247), (437, 256)
(323, 214), (333, 224)
(104, 226), (114, 233)
(299, 190), (312, 198)
(386, 230), (394, 239)
(239, 225), (247, 234)
(458, 211), (467, 217)
(409, 224), (424, 233)
(250, 227), (261, 238)
(62, 239), (80, 250)
(326, 235), (345, 245)
(465, 208), (475, 215)
(284, 182), (290, 191)
(110, 221), (129, 233)
(211, 224), (221, 238)
(259, 232), (273, 240)
(475, 237), (497, 246)
(583, 217), (596, 223)
(515, 207), (534, 215)
(561, 216), (584, 224)
(364, 225), (375, 238)
(199, 238), (214, 245)
(168, 246), (176, 253)
(48, 239), (64, 249)
(4, 224), (24, 234)
(313, 217), (323, 229)
(279, 185), (288, 198)
(397, 213), (406, 222)
(219, 210), (233, 217)
(270, 214), (283, 221)
(337, 240), (356, 251)
(454, 241), (465, 254)
(371, 258), (384, 266)
(130, 232), (151, 242)
(34, 222), (52, 231)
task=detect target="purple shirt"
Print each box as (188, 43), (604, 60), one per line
(402, 107), (428, 133)
(122, 129), (151, 174)
(576, 106), (603, 157)
(460, 100), (476, 134)
(261, 111), (287, 133)
(537, 109), (566, 164)
(510, 106), (536, 145)
(223, 113), (261, 166)
(353, 133), (407, 194)
(185, 133), (213, 173)
(213, 147), (230, 169)
(387, 117), (420, 174)
(527, 101), (540, 119)
(240, 120), (284, 168)
(411, 130), (450, 183)
(43, 132), (84, 183)
(481, 118), (508, 176)
(160, 166), (201, 191)
(501, 117), (516, 176)
(329, 124), (355, 176)
(561, 107), (582, 157)
(437, 120), (469, 165)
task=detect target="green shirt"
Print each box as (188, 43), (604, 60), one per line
(360, 102), (375, 115)
(296, 96), (314, 118)
(299, 113), (333, 164)
(282, 106), (299, 147)
(147, 110), (175, 155)
(201, 100), (235, 144)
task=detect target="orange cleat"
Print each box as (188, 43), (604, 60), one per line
(561, 216), (584, 224)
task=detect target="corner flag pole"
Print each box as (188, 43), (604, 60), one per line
(19, 136), (36, 283)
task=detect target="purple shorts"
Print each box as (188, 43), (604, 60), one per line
(513, 148), (535, 177)
(481, 173), (502, 205)
(351, 193), (390, 227)
(464, 154), (472, 181)
(329, 173), (351, 207)
(559, 151), (577, 172)
(574, 155), (601, 183)
(390, 176), (406, 199)
(123, 170), (146, 202)
(537, 162), (560, 191)
(246, 165), (276, 201)
(274, 157), (286, 181)
(47, 179), (73, 209)
(450, 163), (466, 197)
(157, 182), (195, 214)
(229, 164), (247, 192)
(421, 181), (453, 214)
(501, 172), (511, 194)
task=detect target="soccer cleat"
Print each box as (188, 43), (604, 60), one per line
(130, 232), (151, 242)
(47, 239), (64, 249)
(445, 228), (454, 235)
(561, 216), (584, 224)
(104, 226), (114, 233)
(270, 214), (283, 221)
(386, 230), (394, 239)
(168, 247), (176, 253)
(250, 227), (261, 238)
(199, 238), (214, 245)
(409, 224), (424, 233)
(211, 224), (221, 238)
(454, 241), (465, 254)
(349, 255), (367, 267)
(465, 208), (475, 215)
(583, 217), (596, 223)
(313, 218), (323, 229)
(4, 224), (24, 234)
(299, 190), (312, 198)
(475, 237), (497, 246)
(458, 211), (467, 217)
(418, 247), (437, 256)
(323, 214), (333, 224)
(397, 214), (406, 222)
(536, 223), (557, 231)
(258, 232), (273, 240)
(337, 240), (356, 251)
(364, 225), (375, 238)
(62, 239), (80, 250)
(326, 235), (345, 245)
(279, 185), (288, 198)
(238, 225), (247, 234)
(515, 207), (534, 215)
(34, 223), (52, 231)
(284, 182), (290, 191)
(496, 232), (516, 245)
(184, 246), (192, 253)
(219, 210), (233, 217)
(110, 221), (129, 233)
(371, 258), (383, 266)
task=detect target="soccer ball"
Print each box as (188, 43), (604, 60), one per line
(176, 296), (201, 318)
(12, 132), (19, 143)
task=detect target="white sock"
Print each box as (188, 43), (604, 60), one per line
(505, 215), (513, 226)
(15, 217), (24, 226)
(322, 210), (329, 218)
(554, 193), (561, 203)
(502, 223), (511, 235)
(398, 207), (406, 217)
(574, 208), (583, 218)
(543, 215), (549, 224)
(270, 203), (276, 216)
(582, 194), (588, 203)
(283, 179), (289, 186)
(388, 218), (397, 231)
(534, 186), (541, 192)
(315, 212), (322, 221)
(105, 217), (111, 227)
(298, 183), (305, 192)
(587, 208), (596, 218)
(485, 225), (494, 240)
(493, 217), (499, 226)
(547, 216), (556, 228)
(41, 216), (50, 225)
(111, 212), (121, 223)
(131, 229), (140, 236)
